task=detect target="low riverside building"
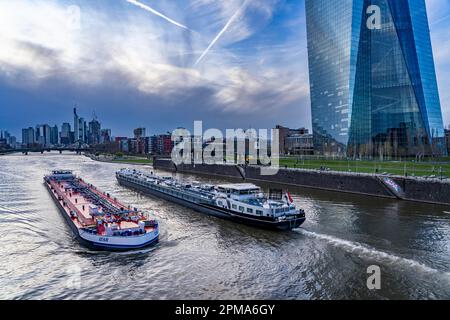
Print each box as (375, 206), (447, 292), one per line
(275, 125), (310, 155)
(286, 134), (314, 155)
(151, 134), (174, 155)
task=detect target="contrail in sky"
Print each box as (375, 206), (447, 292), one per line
(195, 0), (248, 66)
(126, 0), (189, 30)
(431, 14), (450, 26)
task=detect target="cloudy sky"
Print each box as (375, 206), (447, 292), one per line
(0, 0), (449, 138)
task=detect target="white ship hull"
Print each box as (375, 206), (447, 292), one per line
(79, 228), (159, 250)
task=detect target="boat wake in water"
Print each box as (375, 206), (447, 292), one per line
(0, 204), (22, 214)
(0, 170), (27, 180)
(296, 228), (450, 281)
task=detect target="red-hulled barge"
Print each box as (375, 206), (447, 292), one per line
(44, 170), (159, 251)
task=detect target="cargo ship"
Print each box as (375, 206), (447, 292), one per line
(116, 169), (306, 231)
(44, 170), (159, 251)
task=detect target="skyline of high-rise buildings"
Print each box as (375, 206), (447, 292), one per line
(5, 108), (176, 156)
(0, 130), (17, 150)
(306, 0), (447, 157)
(18, 108), (111, 148)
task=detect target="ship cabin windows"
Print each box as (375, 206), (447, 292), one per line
(232, 204), (237, 210)
(247, 208), (253, 214)
(217, 187), (232, 198)
(239, 206), (244, 212)
(256, 210), (263, 215)
(217, 184), (261, 200)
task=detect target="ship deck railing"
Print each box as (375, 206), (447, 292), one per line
(120, 174), (215, 203)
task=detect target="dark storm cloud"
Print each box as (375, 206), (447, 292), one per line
(0, 65), (311, 137)
(0, 0), (309, 137)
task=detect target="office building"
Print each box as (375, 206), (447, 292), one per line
(306, 0), (446, 157)
(74, 108), (79, 143)
(100, 129), (112, 144)
(22, 127), (35, 147)
(35, 124), (51, 147)
(151, 134), (174, 155)
(88, 119), (101, 145)
(286, 134), (314, 155)
(73, 108), (86, 143)
(115, 137), (129, 153)
(275, 125), (310, 155)
(50, 125), (59, 145)
(60, 123), (72, 145)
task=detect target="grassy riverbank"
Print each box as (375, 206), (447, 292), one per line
(111, 158), (153, 165)
(89, 154), (153, 166)
(279, 157), (450, 178)
(89, 153), (449, 178)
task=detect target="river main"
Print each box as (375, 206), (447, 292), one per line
(0, 153), (449, 299)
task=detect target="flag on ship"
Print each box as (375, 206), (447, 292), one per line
(284, 191), (294, 204)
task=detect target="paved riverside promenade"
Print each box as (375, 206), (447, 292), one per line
(153, 158), (450, 206)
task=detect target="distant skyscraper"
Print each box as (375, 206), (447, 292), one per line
(60, 123), (72, 145)
(7, 136), (17, 149)
(79, 118), (86, 143)
(88, 119), (101, 145)
(22, 127), (35, 146)
(100, 129), (112, 144)
(83, 120), (88, 143)
(2, 131), (12, 147)
(0, 131), (6, 149)
(50, 125), (59, 145)
(306, 0), (446, 157)
(74, 108), (79, 142)
(35, 124), (51, 146)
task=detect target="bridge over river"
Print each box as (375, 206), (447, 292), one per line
(0, 148), (91, 155)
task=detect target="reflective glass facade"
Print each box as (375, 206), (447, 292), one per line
(306, 0), (446, 157)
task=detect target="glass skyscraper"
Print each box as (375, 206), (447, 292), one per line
(305, 0), (446, 157)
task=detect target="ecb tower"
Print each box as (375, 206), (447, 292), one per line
(305, 0), (446, 157)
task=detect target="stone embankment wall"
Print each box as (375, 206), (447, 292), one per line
(153, 158), (450, 206)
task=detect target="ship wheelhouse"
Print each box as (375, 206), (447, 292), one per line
(216, 184), (262, 200)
